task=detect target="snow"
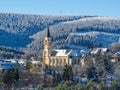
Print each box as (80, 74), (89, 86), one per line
(101, 48), (108, 52)
(81, 77), (88, 83)
(53, 49), (72, 56)
(31, 61), (40, 64)
(0, 59), (26, 69)
(117, 51), (120, 55)
(63, 16), (120, 24)
(81, 49), (91, 54)
(28, 15), (120, 53)
(91, 48), (100, 54)
(91, 48), (108, 54)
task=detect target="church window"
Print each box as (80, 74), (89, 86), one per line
(60, 59), (62, 63)
(64, 59), (66, 64)
(53, 59), (55, 64)
(49, 59), (51, 64)
(56, 59), (58, 64)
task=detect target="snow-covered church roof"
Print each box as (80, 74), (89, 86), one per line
(50, 49), (72, 56)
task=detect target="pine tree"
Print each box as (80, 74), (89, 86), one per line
(14, 61), (19, 81)
(0, 72), (2, 89)
(98, 81), (106, 90)
(86, 80), (97, 90)
(55, 83), (63, 90)
(75, 83), (82, 90)
(63, 65), (73, 81)
(110, 80), (120, 90)
(2, 69), (15, 89)
(25, 58), (32, 72)
(36, 84), (43, 90)
(63, 80), (72, 90)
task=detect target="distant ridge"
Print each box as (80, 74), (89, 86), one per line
(0, 13), (120, 54)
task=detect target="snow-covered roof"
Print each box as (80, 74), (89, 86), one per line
(91, 48), (100, 54)
(101, 48), (108, 52)
(81, 49), (91, 54)
(0, 62), (23, 70)
(91, 48), (108, 54)
(0, 59), (25, 70)
(117, 51), (120, 55)
(31, 61), (41, 64)
(0, 59), (27, 64)
(1, 63), (15, 69)
(16, 59), (27, 64)
(51, 49), (72, 56)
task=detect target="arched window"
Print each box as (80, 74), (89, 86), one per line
(49, 59), (51, 64)
(60, 59), (62, 64)
(56, 58), (58, 64)
(64, 59), (66, 64)
(53, 59), (55, 64)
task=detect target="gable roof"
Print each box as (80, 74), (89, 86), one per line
(0, 60), (23, 70)
(51, 49), (72, 56)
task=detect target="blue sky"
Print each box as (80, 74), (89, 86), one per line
(0, 0), (120, 17)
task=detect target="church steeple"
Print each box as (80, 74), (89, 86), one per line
(46, 27), (50, 37)
(43, 27), (51, 69)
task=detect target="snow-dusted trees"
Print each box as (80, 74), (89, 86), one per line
(0, 13), (84, 48)
(0, 13), (120, 54)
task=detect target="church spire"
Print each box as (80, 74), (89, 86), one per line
(46, 27), (50, 37)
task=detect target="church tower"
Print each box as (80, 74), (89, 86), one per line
(43, 28), (51, 69)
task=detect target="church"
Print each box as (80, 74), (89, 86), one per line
(43, 28), (84, 70)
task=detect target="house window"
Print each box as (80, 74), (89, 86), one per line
(78, 59), (79, 64)
(76, 59), (78, 64)
(74, 59), (76, 64)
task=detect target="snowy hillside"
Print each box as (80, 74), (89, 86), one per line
(0, 13), (87, 47)
(27, 16), (120, 53)
(0, 13), (120, 54)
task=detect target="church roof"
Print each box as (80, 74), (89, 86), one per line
(46, 27), (50, 37)
(51, 50), (72, 56)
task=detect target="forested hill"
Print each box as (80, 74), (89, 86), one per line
(0, 13), (86, 47)
(0, 13), (120, 54)
(27, 16), (120, 53)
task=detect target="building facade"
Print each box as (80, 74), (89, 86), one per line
(43, 28), (82, 70)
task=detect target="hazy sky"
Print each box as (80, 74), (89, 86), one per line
(0, 0), (120, 17)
